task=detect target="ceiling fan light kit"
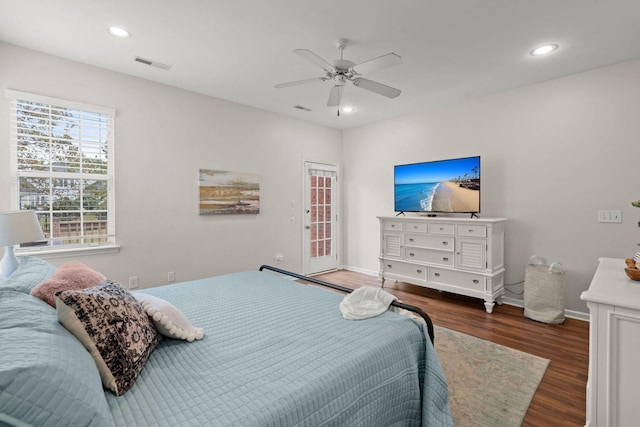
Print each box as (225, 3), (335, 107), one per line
(275, 39), (402, 112)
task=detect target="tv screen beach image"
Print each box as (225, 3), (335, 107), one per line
(394, 157), (480, 213)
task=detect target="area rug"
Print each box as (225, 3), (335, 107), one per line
(434, 326), (550, 427)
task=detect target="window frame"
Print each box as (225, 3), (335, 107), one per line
(6, 89), (118, 256)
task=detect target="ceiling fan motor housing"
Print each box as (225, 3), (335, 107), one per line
(332, 59), (355, 72)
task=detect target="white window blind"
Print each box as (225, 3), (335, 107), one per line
(6, 90), (116, 251)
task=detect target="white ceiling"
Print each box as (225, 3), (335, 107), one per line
(2, 0), (640, 130)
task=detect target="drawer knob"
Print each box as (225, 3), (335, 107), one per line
(409, 252), (415, 257)
(472, 279), (479, 284)
(434, 272), (440, 277)
(417, 269), (422, 274)
(391, 224), (395, 228)
(443, 257), (449, 262)
(387, 264), (393, 268)
(469, 229), (474, 233)
(409, 238), (414, 242)
(442, 241), (448, 246)
(439, 227), (444, 231)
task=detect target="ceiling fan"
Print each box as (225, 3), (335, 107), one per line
(275, 39), (402, 112)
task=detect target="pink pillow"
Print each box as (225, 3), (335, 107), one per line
(31, 262), (106, 307)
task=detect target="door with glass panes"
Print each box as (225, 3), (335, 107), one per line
(303, 162), (338, 275)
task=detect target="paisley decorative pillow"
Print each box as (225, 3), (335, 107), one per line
(55, 281), (161, 396)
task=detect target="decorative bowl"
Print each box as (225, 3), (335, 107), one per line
(625, 268), (640, 281)
(625, 259), (640, 281)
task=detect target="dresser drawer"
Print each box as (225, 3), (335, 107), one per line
(405, 247), (454, 267)
(429, 268), (486, 292)
(429, 223), (455, 235)
(405, 221), (428, 233)
(456, 224), (487, 237)
(405, 234), (454, 250)
(382, 261), (427, 281)
(383, 220), (404, 232)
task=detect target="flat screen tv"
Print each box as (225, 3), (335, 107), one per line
(394, 156), (480, 215)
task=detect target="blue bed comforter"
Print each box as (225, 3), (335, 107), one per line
(112, 270), (452, 426)
(0, 258), (452, 426)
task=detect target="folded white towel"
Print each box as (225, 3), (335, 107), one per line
(339, 286), (397, 320)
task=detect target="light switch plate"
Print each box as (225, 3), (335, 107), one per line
(598, 210), (622, 223)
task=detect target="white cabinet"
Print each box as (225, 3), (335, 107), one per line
(378, 216), (506, 313)
(580, 258), (640, 427)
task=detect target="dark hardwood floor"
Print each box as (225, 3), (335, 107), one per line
(312, 269), (590, 427)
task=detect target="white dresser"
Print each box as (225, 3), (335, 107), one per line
(581, 257), (640, 427)
(378, 216), (506, 313)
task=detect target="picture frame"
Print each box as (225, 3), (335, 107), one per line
(199, 169), (260, 215)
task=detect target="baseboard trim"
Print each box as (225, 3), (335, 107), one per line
(340, 264), (378, 277)
(501, 297), (589, 321)
(341, 265), (590, 322)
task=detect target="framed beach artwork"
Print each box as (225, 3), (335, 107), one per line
(199, 169), (260, 215)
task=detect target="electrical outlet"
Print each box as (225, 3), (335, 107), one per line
(598, 210), (622, 223)
(168, 271), (175, 282)
(128, 276), (138, 289)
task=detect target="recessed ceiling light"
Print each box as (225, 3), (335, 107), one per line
(530, 44), (558, 56)
(107, 26), (130, 38)
(342, 106), (355, 113)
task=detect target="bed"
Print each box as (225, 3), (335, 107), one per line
(0, 257), (453, 427)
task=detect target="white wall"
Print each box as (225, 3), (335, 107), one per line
(343, 59), (640, 314)
(0, 42), (342, 288)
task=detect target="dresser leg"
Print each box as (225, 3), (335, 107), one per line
(484, 300), (495, 313)
(378, 275), (385, 288)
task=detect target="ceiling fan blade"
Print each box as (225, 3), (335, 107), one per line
(274, 77), (328, 89)
(327, 85), (344, 107)
(294, 49), (335, 73)
(352, 53), (402, 75)
(351, 77), (401, 98)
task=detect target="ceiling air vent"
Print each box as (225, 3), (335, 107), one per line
(293, 105), (312, 112)
(134, 56), (171, 71)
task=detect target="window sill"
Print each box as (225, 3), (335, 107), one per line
(17, 245), (121, 260)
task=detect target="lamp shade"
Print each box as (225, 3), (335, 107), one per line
(0, 210), (46, 246)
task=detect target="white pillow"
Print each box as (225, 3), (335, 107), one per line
(134, 293), (204, 342)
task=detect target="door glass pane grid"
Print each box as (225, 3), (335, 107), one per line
(309, 174), (332, 259)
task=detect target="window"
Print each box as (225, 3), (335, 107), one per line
(7, 90), (116, 252)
